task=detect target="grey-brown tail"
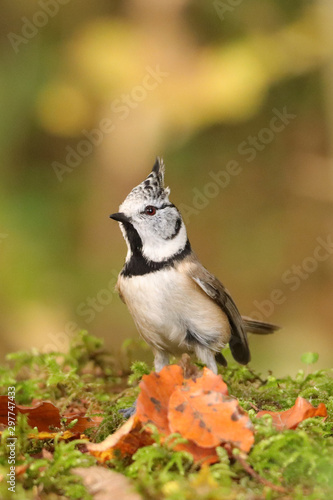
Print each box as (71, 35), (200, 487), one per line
(215, 317), (280, 368)
(242, 316), (280, 335)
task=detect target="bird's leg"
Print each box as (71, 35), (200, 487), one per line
(194, 345), (218, 374)
(119, 350), (170, 419)
(153, 349), (170, 372)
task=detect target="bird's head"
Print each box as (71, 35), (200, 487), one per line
(110, 158), (188, 263)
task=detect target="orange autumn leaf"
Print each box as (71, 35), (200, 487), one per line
(174, 440), (218, 465)
(136, 364), (183, 434)
(29, 430), (88, 441)
(15, 464), (28, 477)
(193, 367), (229, 396)
(0, 398), (61, 432)
(139, 364), (252, 452)
(64, 415), (103, 433)
(123, 370), (219, 463)
(256, 396), (328, 430)
(86, 415), (153, 463)
(0, 396), (101, 434)
(85, 362), (255, 465)
(168, 376), (253, 452)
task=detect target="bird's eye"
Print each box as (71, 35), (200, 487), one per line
(144, 205), (157, 216)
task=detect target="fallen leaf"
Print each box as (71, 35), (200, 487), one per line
(0, 396), (101, 434)
(65, 415), (103, 433)
(41, 449), (54, 460)
(192, 367), (229, 395)
(73, 466), (141, 500)
(89, 363), (254, 465)
(0, 398), (61, 432)
(29, 430), (87, 441)
(168, 374), (253, 452)
(15, 464), (28, 477)
(86, 415), (153, 463)
(256, 397), (328, 430)
(174, 440), (218, 465)
(136, 365), (183, 434)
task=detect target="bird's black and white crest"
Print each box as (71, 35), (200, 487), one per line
(110, 158), (190, 275)
(123, 157), (170, 206)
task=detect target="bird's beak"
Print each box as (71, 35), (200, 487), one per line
(109, 212), (131, 224)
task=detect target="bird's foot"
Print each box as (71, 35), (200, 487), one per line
(119, 400), (137, 419)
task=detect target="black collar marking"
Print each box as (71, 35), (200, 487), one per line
(120, 221), (191, 277)
(166, 217), (182, 240)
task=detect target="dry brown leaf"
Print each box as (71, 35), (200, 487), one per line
(0, 397), (61, 431)
(0, 396), (101, 434)
(15, 464), (28, 477)
(73, 467), (142, 500)
(65, 415), (103, 433)
(88, 363), (254, 465)
(256, 396), (328, 430)
(86, 415), (153, 463)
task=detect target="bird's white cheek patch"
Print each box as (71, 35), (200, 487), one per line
(141, 224), (188, 262)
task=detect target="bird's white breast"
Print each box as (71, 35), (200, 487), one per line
(117, 267), (231, 354)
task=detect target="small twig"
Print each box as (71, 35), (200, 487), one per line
(235, 452), (287, 494)
(224, 444), (287, 494)
(246, 367), (266, 385)
(179, 354), (200, 379)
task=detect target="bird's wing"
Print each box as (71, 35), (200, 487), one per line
(181, 254), (250, 365)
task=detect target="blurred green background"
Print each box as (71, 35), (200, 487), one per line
(1, 0), (333, 376)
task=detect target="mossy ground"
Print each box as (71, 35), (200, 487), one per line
(0, 331), (332, 499)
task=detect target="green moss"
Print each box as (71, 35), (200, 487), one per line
(128, 361), (151, 386)
(0, 334), (332, 499)
(0, 414), (95, 499)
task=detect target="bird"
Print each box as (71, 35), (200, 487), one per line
(110, 158), (279, 378)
